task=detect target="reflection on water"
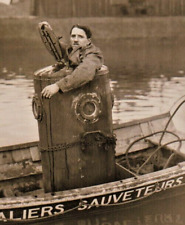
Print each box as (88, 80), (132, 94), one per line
(1, 38), (185, 224)
(111, 72), (185, 124)
(0, 75), (38, 146)
(1, 68), (185, 146)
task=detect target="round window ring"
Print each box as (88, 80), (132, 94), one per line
(74, 93), (101, 123)
(32, 94), (43, 121)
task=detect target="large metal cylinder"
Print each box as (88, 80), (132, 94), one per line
(33, 65), (115, 192)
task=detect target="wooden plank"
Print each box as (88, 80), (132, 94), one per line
(149, 116), (174, 133)
(115, 123), (145, 155)
(34, 76), (53, 192)
(146, 137), (185, 159)
(115, 123), (142, 140)
(40, 152), (53, 192)
(57, 0), (72, 18)
(140, 122), (152, 136)
(181, 0), (185, 15)
(110, 0), (129, 5)
(0, 141), (38, 152)
(0, 152), (13, 165)
(30, 146), (41, 162)
(116, 163), (136, 179)
(113, 112), (170, 130)
(115, 138), (148, 156)
(145, 130), (185, 150)
(53, 149), (69, 191)
(114, 111), (179, 156)
(12, 149), (31, 162)
(0, 162), (42, 181)
(66, 146), (82, 189)
(33, 0), (185, 17)
(71, 0), (76, 17)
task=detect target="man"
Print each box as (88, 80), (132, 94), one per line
(41, 24), (103, 98)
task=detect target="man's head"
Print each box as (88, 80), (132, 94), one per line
(70, 24), (92, 49)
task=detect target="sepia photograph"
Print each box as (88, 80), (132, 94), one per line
(0, 0), (185, 224)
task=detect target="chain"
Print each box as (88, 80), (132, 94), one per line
(39, 132), (116, 152)
(39, 140), (80, 152)
(81, 132), (117, 151)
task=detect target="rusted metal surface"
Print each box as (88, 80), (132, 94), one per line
(33, 65), (115, 192)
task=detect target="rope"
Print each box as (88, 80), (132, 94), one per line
(120, 130), (181, 174)
(119, 97), (185, 175)
(163, 153), (176, 169)
(159, 99), (185, 145)
(169, 94), (185, 112)
(136, 137), (185, 175)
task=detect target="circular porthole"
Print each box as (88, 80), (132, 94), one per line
(32, 94), (43, 121)
(74, 93), (101, 123)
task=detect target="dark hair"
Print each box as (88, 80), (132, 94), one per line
(70, 24), (92, 38)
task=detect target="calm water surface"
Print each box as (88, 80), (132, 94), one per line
(1, 63), (185, 145)
(1, 39), (185, 224)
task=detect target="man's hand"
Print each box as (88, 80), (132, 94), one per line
(41, 83), (60, 98)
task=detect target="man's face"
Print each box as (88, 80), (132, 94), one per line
(70, 27), (90, 49)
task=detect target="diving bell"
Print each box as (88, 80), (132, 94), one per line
(32, 65), (116, 192)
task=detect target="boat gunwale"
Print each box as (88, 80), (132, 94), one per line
(113, 111), (170, 130)
(0, 110), (183, 210)
(0, 161), (185, 209)
(0, 111), (171, 153)
(0, 141), (39, 153)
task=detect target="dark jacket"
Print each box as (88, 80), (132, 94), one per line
(56, 43), (103, 92)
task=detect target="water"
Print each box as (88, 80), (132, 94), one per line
(0, 76), (38, 146)
(1, 38), (185, 224)
(1, 59), (185, 146)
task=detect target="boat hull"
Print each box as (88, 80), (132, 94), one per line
(0, 162), (185, 223)
(0, 111), (185, 223)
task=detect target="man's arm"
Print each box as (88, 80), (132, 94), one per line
(56, 53), (103, 92)
(41, 52), (103, 98)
